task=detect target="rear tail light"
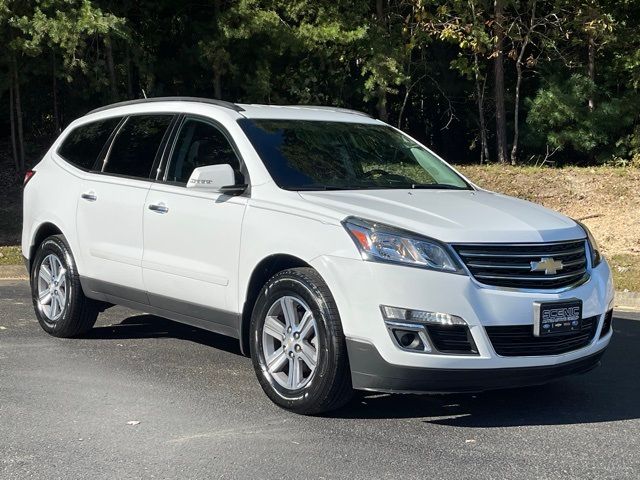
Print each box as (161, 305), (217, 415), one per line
(23, 169), (36, 186)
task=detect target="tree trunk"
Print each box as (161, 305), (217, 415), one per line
(468, 0), (489, 164)
(493, 0), (508, 164)
(398, 84), (410, 129)
(213, 69), (222, 99)
(588, 34), (595, 111)
(474, 53), (489, 164)
(12, 54), (25, 172)
(375, 0), (388, 121)
(9, 81), (19, 175)
(126, 48), (134, 99)
(510, 0), (536, 165)
(510, 61), (523, 165)
(213, 0), (222, 99)
(377, 94), (388, 122)
(52, 51), (60, 133)
(105, 36), (118, 101)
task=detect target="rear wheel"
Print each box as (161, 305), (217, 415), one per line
(30, 235), (99, 337)
(250, 267), (353, 415)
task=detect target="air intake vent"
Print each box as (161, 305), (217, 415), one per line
(600, 309), (613, 337)
(425, 324), (477, 354)
(453, 240), (588, 289)
(485, 315), (598, 356)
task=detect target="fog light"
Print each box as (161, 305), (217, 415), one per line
(381, 305), (467, 326)
(395, 330), (423, 349)
(385, 321), (432, 353)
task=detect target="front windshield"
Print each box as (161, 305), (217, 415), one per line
(238, 119), (471, 191)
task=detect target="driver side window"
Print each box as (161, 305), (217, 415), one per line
(165, 118), (240, 184)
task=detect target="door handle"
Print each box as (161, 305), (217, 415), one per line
(81, 192), (97, 202)
(148, 203), (169, 214)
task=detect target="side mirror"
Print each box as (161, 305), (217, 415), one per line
(186, 164), (246, 195)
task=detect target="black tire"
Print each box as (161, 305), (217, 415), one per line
(250, 267), (353, 415)
(30, 235), (99, 337)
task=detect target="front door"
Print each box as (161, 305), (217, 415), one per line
(142, 117), (247, 330)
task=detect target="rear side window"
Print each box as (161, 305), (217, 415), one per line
(58, 117), (122, 170)
(103, 115), (173, 178)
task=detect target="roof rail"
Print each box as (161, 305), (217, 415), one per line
(290, 105), (372, 118)
(87, 97), (244, 115)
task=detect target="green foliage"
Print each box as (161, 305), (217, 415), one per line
(4, 0), (124, 75)
(526, 74), (640, 162)
(197, 0), (368, 103)
(1, 0), (640, 170)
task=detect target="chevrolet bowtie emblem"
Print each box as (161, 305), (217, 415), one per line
(530, 257), (564, 275)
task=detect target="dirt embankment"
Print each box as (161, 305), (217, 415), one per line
(457, 165), (640, 257)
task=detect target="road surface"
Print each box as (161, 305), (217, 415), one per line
(1, 280), (638, 479)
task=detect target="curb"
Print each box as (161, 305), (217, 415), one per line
(614, 291), (640, 311)
(0, 264), (28, 280)
(0, 264), (639, 311)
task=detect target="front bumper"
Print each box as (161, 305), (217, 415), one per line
(311, 254), (614, 389)
(347, 338), (606, 393)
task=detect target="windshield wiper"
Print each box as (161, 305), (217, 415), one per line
(290, 185), (347, 191)
(291, 183), (470, 191)
(408, 183), (470, 190)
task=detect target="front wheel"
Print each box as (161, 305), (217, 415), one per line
(249, 268), (353, 415)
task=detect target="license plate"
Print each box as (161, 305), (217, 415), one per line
(533, 300), (582, 336)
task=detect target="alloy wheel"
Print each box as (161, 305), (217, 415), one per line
(261, 295), (319, 391)
(37, 253), (68, 322)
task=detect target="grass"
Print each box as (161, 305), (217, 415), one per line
(0, 246), (23, 266)
(1, 243), (635, 290)
(1, 164), (638, 291)
(609, 254), (640, 292)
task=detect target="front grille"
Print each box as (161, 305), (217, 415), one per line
(600, 309), (613, 337)
(485, 315), (598, 356)
(426, 324), (477, 354)
(453, 240), (588, 289)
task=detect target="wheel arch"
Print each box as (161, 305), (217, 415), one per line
(27, 222), (64, 273)
(239, 253), (313, 356)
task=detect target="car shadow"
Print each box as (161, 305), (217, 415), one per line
(83, 310), (640, 427)
(333, 314), (640, 426)
(84, 314), (243, 356)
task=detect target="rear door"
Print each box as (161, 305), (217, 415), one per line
(76, 114), (174, 301)
(142, 116), (247, 332)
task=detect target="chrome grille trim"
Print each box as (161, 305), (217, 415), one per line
(466, 258), (586, 270)
(474, 269), (587, 282)
(453, 240), (589, 289)
(456, 247), (585, 258)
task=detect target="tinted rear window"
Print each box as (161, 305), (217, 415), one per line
(103, 115), (173, 178)
(58, 117), (121, 170)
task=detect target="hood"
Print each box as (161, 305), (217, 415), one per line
(298, 189), (584, 243)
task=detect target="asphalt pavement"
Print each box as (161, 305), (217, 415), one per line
(1, 279), (639, 479)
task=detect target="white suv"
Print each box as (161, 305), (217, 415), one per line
(22, 97), (614, 414)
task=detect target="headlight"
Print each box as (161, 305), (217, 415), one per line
(576, 220), (602, 267)
(342, 217), (464, 273)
